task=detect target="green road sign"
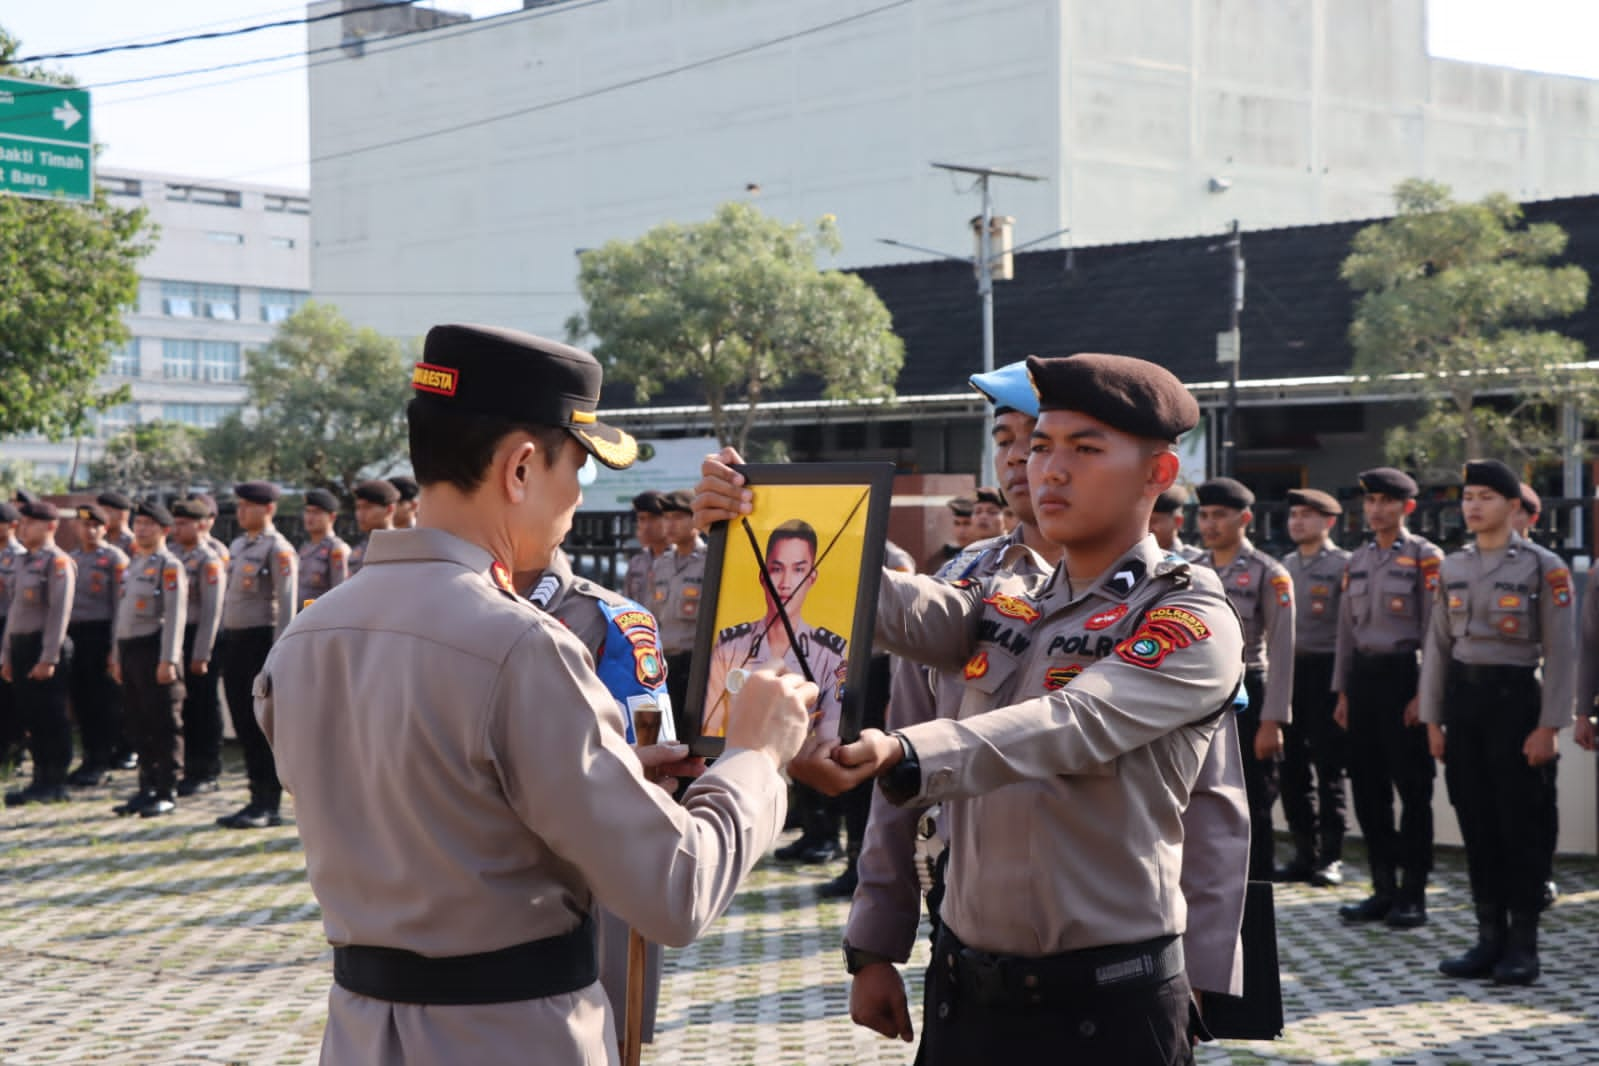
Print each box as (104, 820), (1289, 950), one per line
(0, 75), (93, 203)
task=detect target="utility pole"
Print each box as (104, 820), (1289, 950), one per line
(1218, 219), (1244, 479)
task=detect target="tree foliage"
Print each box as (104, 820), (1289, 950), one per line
(1342, 179), (1590, 476)
(567, 202), (904, 452)
(88, 420), (207, 492)
(0, 29), (154, 439)
(203, 303), (412, 499)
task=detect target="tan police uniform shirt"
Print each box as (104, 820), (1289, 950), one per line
(223, 526), (298, 638)
(1282, 543), (1350, 655)
(0, 535), (23, 621)
(298, 534), (350, 605)
(1199, 538), (1295, 723)
(69, 544), (128, 626)
(1418, 537), (1577, 730)
(256, 528), (786, 1066)
(652, 537), (706, 655)
(1333, 529), (1444, 691)
(178, 541), (225, 664)
(873, 534), (1246, 958)
(1, 545), (75, 669)
(347, 535), (375, 576)
(205, 533), (230, 567)
(1577, 566), (1599, 719)
(622, 548), (657, 605)
(109, 528), (134, 554)
(705, 618), (847, 740)
(113, 546), (187, 669)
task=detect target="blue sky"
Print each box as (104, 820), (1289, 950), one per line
(5, 0), (1597, 192)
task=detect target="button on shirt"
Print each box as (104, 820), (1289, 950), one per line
(1, 545), (75, 668)
(652, 538), (706, 654)
(298, 535), (351, 605)
(1418, 537), (1577, 730)
(113, 547), (187, 668)
(1282, 543), (1350, 655)
(178, 541), (225, 664)
(69, 545), (128, 626)
(1333, 531), (1444, 691)
(1199, 539), (1295, 723)
(223, 528), (298, 638)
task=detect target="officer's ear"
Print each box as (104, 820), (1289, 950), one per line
(1145, 447), (1180, 497)
(499, 436), (540, 503)
(1403, 498), (1418, 517)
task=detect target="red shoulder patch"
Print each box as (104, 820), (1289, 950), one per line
(983, 593), (1041, 624)
(1547, 567), (1572, 608)
(963, 651), (989, 680)
(1270, 573), (1293, 607)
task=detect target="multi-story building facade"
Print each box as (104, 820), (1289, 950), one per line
(4, 169), (310, 481)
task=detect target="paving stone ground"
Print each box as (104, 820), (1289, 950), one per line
(3, 751), (1598, 1064)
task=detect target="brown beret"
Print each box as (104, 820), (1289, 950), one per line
(1197, 478), (1255, 510)
(1285, 488), (1342, 516)
(946, 496), (975, 518)
(659, 490), (693, 515)
(388, 475), (419, 501)
(235, 481), (281, 505)
(1152, 486), (1190, 514)
(353, 479), (400, 506)
(20, 500), (60, 521)
(973, 487), (1005, 509)
(171, 499), (209, 520)
(1520, 483), (1541, 517)
(1358, 467), (1418, 500)
(1463, 460), (1519, 501)
(632, 490), (664, 515)
(1026, 353), (1199, 442)
(77, 503), (109, 525)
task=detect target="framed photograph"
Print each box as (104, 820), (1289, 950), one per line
(684, 462), (895, 758)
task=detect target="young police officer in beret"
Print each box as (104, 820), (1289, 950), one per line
(218, 481), (298, 829)
(97, 491), (136, 554)
(1195, 477), (1296, 883)
(1420, 460), (1575, 984)
(298, 489), (351, 606)
(388, 475), (420, 529)
(2, 501), (76, 806)
(1149, 486), (1202, 561)
(654, 489), (706, 745)
(1333, 467), (1444, 927)
(171, 499), (226, 795)
(348, 479), (399, 576)
(66, 504), (129, 787)
(110, 501), (187, 818)
(1277, 488), (1351, 886)
(623, 490), (666, 605)
(258, 323), (813, 1065)
(0, 503), (23, 772)
(700, 352), (1248, 1065)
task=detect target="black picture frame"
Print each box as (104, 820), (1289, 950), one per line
(683, 462), (895, 758)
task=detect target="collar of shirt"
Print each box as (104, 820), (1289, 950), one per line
(526, 547), (576, 610)
(364, 527), (496, 578)
(1203, 536), (1257, 571)
(1038, 532), (1169, 611)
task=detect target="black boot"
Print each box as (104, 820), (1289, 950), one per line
(1339, 864), (1395, 922)
(1386, 870), (1428, 928)
(818, 843), (860, 899)
(1274, 833), (1316, 883)
(1439, 904), (1505, 978)
(1493, 910), (1541, 985)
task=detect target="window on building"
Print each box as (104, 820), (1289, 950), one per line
(264, 193), (310, 215)
(200, 341), (242, 382)
(206, 230), (244, 245)
(161, 280), (198, 317)
(100, 176), (142, 198)
(163, 339), (200, 380)
(108, 340), (141, 377)
(260, 288), (308, 324)
(97, 404), (138, 439)
(162, 403), (240, 429)
(166, 183), (241, 207)
(269, 236), (296, 249)
(200, 283), (240, 320)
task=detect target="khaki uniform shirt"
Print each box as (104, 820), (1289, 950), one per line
(69, 545), (129, 626)
(1578, 566), (1599, 717)
(347, 534), (377, 576)
(1, 545), (75, 668)
(257, 528), (785, 1066)
(652, 538), (706, 654)
(622, 548), (657, 605)
(873, 534), (1246, 958)
(1419, 537), (1577, 730)
(109, 528), (134, 554)
(1199, 539), (1295, 722)
(298, 534), (351, 606)
(113, 546), (187, 668)
(205, 534), (231, 567)
(705, 617), (847, 740)
(0, 536), (23, 619)
(1282, 543), (1350, 655)
(178, 541), (225, 663)
(1333, 530), (1444, 691)
(223, 527), (298, 638)
(1172, 535), (1203, 562)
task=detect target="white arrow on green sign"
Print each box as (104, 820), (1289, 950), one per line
(0, 75), (93, 203)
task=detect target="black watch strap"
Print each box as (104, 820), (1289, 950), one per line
(878, 731), (922, 806)
(843, 942), (892, 976)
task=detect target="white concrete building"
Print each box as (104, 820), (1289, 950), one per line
(306, 0), (1599, 342)
(5, 169), (310, 481)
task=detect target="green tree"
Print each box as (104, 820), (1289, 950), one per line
(1342, 179), (1590, 475)
(203, 303), (412, 499)
(88, 420), (207, 493)
(567, 202), (904, 452)
(0, 29), (154, 439)
(0, 458), (68, 497)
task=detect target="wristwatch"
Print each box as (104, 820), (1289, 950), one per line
(843, 941), (893, 976)
(878, 731), (922, 806)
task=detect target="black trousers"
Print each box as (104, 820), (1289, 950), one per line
(920, 929), (1194, 1066)
(665, 650), (694, 744)
(67, 620), (121, 768)
(222, 627), (280, 810)
(1345, 652), (1434, 881)
(182, 626), (225, 781)
(119, 635), (185, 796)
(1280, 652), (1347, 860)
(0, 676), (18, 758)
(1239, 670), (1281, 882)
(1443, 664), (1557, 913)
(10, 632), (73, 784)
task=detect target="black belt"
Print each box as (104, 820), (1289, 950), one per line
(333, 915), (597, 1006)
(938, 928), (1183, 1009)
(1353, 649), (1418, 663)
(1449, 661), (1537, 686)
(1295, 650), (1335, 662)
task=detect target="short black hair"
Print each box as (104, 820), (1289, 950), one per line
(766, 519), (818, 561)
(407, 398), (569, 493)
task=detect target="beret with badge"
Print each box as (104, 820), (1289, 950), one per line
(1285, 488), (1342, 516)
(1358, 467), (1419, 500)
(136, 500), (173, 527)
(1463, 459), (1520, 501)
(19, 500), (58, 521)
(1026, 352), (1199, 442)
(659, 490), (694, 515)
(1197, 477), (1255, 510)
(1153, 486), (1191, 515)
(77, 503), (109, 525)
(354, 479), (400, 506)
(235, 481), (281, 505)
(304, 488), (340, 513)
(171, 499), (209, 520)
(411, 323), (637, 471)
(969, 360), (1041, 418)
(98, 490), (133, 511)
